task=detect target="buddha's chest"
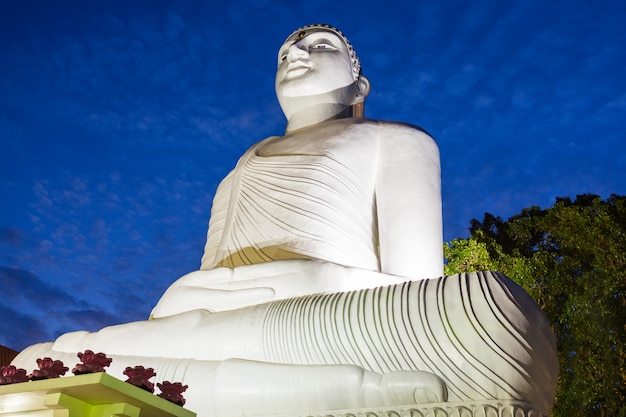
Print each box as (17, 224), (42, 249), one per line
(253, 120), (380, 186)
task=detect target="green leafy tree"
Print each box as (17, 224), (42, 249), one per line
(445, 194), (626, 417)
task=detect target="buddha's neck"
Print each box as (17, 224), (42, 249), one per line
(285, 103), (362, 133)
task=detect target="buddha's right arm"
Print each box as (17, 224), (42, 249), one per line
(375, 122), (444, 280)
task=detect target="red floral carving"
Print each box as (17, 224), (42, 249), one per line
(123, 365), (156, 393)
(72, 350), (112, 375)
(0, 365), (29, 385)
(29, 357), (69, 380)
(157, 381), (188, 406)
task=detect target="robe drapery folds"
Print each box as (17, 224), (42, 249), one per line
(200, 119), (443, 280)
(202, 141), (378, 270)
(201, 126), (379, 271)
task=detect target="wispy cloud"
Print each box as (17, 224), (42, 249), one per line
(0, 266), (112, 350)
(0, 303), (48, 352)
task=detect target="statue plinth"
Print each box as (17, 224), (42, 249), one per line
(0, 372), (195, 417)
(254, 400), (545, 417)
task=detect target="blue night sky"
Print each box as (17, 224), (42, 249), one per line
(1, 0), (625, 351)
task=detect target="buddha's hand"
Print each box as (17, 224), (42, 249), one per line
(152, 260), (330, 318)
(151, 280), (275, 318)
(150, 259), (405, 319)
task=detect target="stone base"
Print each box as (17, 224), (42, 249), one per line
(261, 400), (545, 417)
(0, 372), (195, 417)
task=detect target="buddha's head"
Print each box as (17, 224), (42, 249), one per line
(275, 24), (370, 122)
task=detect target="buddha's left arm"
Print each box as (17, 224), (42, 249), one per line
(375, 122), (444, 279)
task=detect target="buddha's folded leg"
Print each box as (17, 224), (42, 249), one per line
(14, 271), (557, 415)
(12, 344), (446, 417)
(212, 359), (447, 416)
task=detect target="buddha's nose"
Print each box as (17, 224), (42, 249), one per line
(287, 43), (308, 62)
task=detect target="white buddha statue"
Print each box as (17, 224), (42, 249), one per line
(149, 23), (443, 318)
(13, 24), (558, 417)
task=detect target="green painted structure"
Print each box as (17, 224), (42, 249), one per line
(0, 372), (196, 417)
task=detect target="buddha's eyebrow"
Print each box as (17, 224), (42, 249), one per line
(309, 37), (336, 46)
(307, 32), (341, 44)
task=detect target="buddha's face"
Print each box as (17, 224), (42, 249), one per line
(275, 29), (358, 105)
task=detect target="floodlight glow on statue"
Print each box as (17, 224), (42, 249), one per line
(13, 24), (558, 417)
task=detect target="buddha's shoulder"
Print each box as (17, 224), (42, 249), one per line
(253, 118), (436, 153)
(356, 119), (438, 150)
(367, 119), (434, 138)
(312, 118), (435, 139)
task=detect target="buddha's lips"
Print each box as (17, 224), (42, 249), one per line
(286, 61), (310, 76)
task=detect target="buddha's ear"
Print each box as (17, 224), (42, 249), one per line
(352, 76), (371, 104)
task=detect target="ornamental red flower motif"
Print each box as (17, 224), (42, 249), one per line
(72, 350), (112, 375)
(157, 381), (189, 406)
(123, 365), (156, 393)
(0, 365), (29, 385)
(30, 357), (69, 380)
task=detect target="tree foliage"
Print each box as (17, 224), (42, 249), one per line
(445, 194), (626, 417)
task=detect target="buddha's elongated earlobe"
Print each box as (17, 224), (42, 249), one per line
(357, 76), (371, 98)
(352, 75), (371, 106)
